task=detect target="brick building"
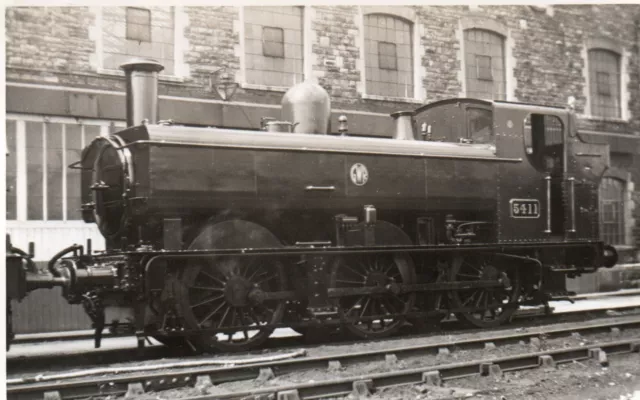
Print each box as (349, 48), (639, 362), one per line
(5, 5), (640, 331)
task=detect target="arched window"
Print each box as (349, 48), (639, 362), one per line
(588, 49), (621, 119)
(363, 13), (413, 98)
(599, 177), (625, 245)
(463, 29), (506, 100)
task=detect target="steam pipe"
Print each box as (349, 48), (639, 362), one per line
(120, 58), (164, 127)
(48, 244), (83, 277)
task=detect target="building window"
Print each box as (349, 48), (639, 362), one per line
(378, 42), (397, 70)
(464, 29), (506, 100)
(5, 116), (126, 222)
(126, 7), (151, 42)
(262, 27), (285, 58)
(102, 7), (175, 75)
(588, 49), (621, 119)
(364, 13), (413, 98)
(244, 6), (303, 88)
(599, 177), (625, 245)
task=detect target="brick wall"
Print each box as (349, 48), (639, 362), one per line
(312, 6), (361, 102)
(6, 5), (639, 116)
(6, 7), (96, 83)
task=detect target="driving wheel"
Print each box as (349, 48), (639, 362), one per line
(179, 255), (286, 352)
(331, 253), (415, 339)
(448, 255), (521, 328)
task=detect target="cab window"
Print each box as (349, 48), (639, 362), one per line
(467, 107), (493, 144)
(524, 113), (564, 174)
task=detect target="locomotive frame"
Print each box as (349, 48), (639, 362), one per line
(6, 58), (619, 352)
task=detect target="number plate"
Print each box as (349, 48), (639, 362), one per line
(510, 199), (540, 218)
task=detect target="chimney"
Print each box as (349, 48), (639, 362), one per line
(390, 111), (416, 140)
(120, 58), (164, 127)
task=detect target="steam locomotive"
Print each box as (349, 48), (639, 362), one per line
(6, 58), (618, 352)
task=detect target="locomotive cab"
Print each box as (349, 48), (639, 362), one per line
(413, 99), (611, 246)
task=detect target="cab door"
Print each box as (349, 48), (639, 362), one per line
(521, 111), (571, 241)
(494, 106), (569, 243)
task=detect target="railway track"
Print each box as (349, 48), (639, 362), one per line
(200, 339), (640, 400)
(8, 313), (640, 400)
(9, 300), (640, 373)
(6, 305), (640, 374)
(8, 302), (640, 375)
(12, 288), (640, 346)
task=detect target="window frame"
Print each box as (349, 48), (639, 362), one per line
(96, 6), (184, 81)
(240, 6), (306, 91)
(475, 55), (493, 81)
(125, 7), (152, 43)
(262, 26), (285, 58)
(378, 41), (398, 71)
(362, 12), (416, 101)
(464, 104), (494, 145)
(587, 48), (622, 119)
(462, 28), (507, 100)
(598, 176), (626, 246)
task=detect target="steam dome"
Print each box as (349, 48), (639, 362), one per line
(281, 81), (331, 134)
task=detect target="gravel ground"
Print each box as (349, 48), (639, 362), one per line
(109, 345), (640, 400)
(367, 352), (640, 400)
(9, 312), (640, 383)
(86, 325), (640, 399)
(199, 328), (640, 395)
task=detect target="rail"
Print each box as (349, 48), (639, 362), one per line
(8, 315), (640, 400)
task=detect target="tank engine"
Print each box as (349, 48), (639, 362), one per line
(8, 57), (618, 352)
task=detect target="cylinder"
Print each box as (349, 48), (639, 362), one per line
(390, 111), (416, 140)
(120, 57), (164, 127)
(281, 81), (331, 134)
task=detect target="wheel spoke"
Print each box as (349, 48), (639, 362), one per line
(191, 294), (225, 309)
(474, 291), (485, 308)
(255, 274), (275, 286)
(358, 260), (373, 273)
(200, 271), (226, 287)
(342, 263), (368, 279)
(217, 306), (231, 328)
(247, 264), (266, 282)
(241, 258), (259, 278)
(198, 301), (226, 327)
(190, 286), (224, 292)
(346, 297), (364, 316)
(462, 290), (479, 307)
(463, 261), (483, 275)
(359, 298), (371, 318)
